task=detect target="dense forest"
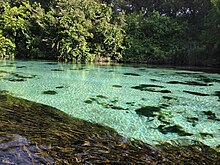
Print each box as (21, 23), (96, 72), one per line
(0, 0), (219, 66)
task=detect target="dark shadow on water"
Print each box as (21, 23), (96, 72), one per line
(0, 92), (219, 164)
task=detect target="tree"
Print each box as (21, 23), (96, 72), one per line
(39, 0), (125, 62)
(0, 2), (32, 57)
(123, 11), (187, 64)
(0, 30), (15, 58)
(202, 0), (220, 66)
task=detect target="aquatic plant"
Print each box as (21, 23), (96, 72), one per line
(1, 92), (219, 164)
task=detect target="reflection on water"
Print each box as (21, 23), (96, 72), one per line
(0, 59), (220, 150)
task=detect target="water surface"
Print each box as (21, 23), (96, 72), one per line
(0, 59), (219, 149)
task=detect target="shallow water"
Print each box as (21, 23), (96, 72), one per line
(0, 59), (219, 149)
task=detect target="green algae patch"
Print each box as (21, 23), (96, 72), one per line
(7, 78), (26, 82)
(84, 100), (93, 104)
(51, 69), (65, 71)
(195, 75), (220, 83)
(157, 114), (172, 125)
(0, 64), (15, 68)
(146, 88), (171, 93)
(56, 86), (65, 89)
(168, 80), (212, 86)
(45, 62), (58, 65)
(42, 90), (58, 95)
(150, 78), (160, 82)
(214, 91), (220, 101)
(157, 90), (171, 93)
(0, 70), (37, 82)
(112, 85), (122, 88)
(162, 96), (177, 100)
(16, 66), (27, 69)
(131, 84), (172, 93)
(175, 71), (200, 75)
(123, 73), (141, 76)
(183, 90), (209, 96)
(186, 117), (199, 127)
(126, 102), (135, 106)
(135, 106), (161, 117)
(199, 132), (214, 138)
(157, 125), (193, 136)
(96, 95), (108, 99)
(86, 96), (127, 110)
(203, 111), (220, 121)
(70, 67), (85, 70)
(0, 92), (219, 164)
(132, 84), (164, 90)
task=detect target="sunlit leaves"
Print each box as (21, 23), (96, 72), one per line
(0, 30), (15, 58)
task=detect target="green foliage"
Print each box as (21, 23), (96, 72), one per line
(0, 2), (33, 57)
(0, 0), (125, 62)
(203, 0), (220, 61)
(38, 0), (125, 62)
(123, 11), (187, 64)
(0, 0), (218, 66)
(0, 30), (15, 58)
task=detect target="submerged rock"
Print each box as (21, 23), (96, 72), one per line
(0, 92), (219, 164)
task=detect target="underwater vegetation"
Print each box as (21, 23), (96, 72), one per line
(203, 111), (220, 121)
(0, 92), (219, 164)
(84, 95), (128, 110)
(183, 90), (210, 96)
(214, 91), (220, 101)
(0, 70), (37, 82)
(56, 86), (65, 89)
(135, 106), (161, 117)
(131, 84), (171, 93)
(123, 73), (141, 76)
(167, 80), (212, 86)
(157, 124), (193, 136)
(16, 66), (27, 69)
(51, 69), (65, 71)
(42, 90), (58, 95)
(112, 85), (122, 88)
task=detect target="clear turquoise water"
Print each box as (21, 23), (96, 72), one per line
(0, 60), (219, 149)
